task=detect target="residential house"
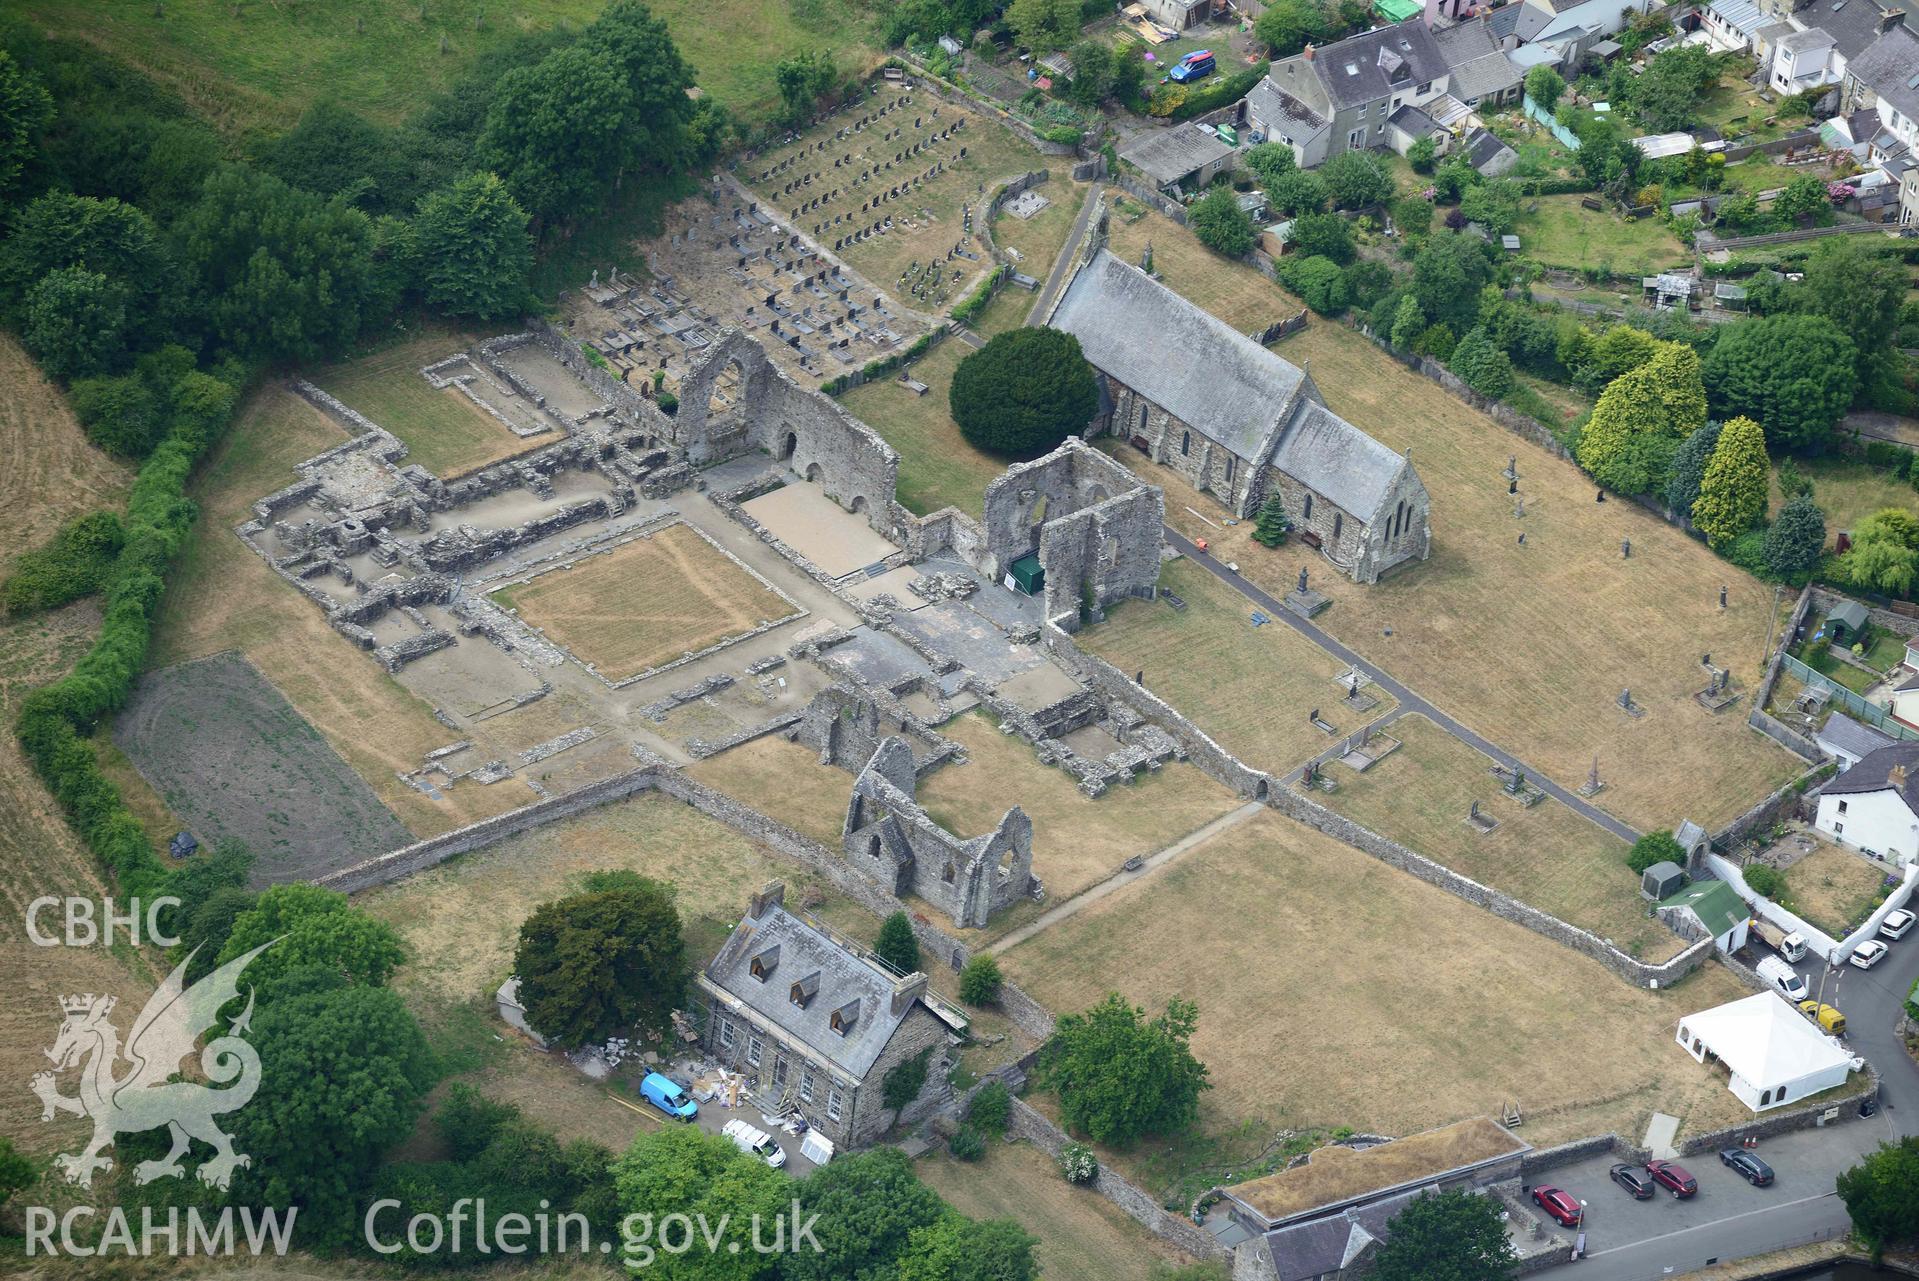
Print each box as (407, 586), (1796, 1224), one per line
(1045, 242), (1432, 583)
(1840, 21), (1919, 156)
(1702, 0), (1774, 50)
(1890, 670), (1919, 730)
(1245, 23), (1455, 167)
(1762, 0), (1904, 96)
(1118, 122), (1239, 194)
(695, 882), (959, 1149)
(1813, 741), (1919, 862)
(1902, 163), (1919, 224)
(1816, 710), (1896, 769)
(1434, 16), (1527, 107)
(1506, 0), (1661, 63)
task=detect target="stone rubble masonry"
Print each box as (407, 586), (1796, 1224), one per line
(791, 681), (962, 776)
(1748, 584), (1825, 763)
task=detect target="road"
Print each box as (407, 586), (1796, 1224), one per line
(1165, 529), (1641, 843)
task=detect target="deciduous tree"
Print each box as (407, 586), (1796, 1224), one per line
(897, 1214), (1039, 1281)
(1040, 993), (1210, 1145)
(1838, 1137), (1919, 1259)
(220, 882), (407, 994)
(1191, 184), (1255, 257)
(1703, 314), (1855, 453)
(411, 172), (535, 320)
(1370, 1189), (1518, 1281)
(1288, 211), (1354, 263)
(1320, 150), (1393, 210)
(0, 50), (52, 202)
(1836, 508), (1919, 597)
(611, 1126), (790, 1281)
(785, 1148), (947, 1281)
(1447, 327), (1515, 400)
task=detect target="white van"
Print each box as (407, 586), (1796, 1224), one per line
(1757, 955), (1808, 1003)
(723, 1119), (787, 1168)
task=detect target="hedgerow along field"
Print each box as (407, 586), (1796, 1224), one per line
(18, 0), (884, 133)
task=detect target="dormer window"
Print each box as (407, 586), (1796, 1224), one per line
(829, 999), (861, 1036)
(790, 971), (820, 1008)
(749, 944), (780, 981)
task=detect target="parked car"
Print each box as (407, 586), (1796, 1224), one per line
(640, 1072), (698, 1121)
(722, 1119), (787, 1168)
(1531, 1185), (1583, 1227)
(1609, 1164), (1655, 1199)
(1797, 1000), (1846, 1036)
(1646, 1160), (1698, 1198)
(1851, 939), (1889, 970)
(1881, 908), (1915, 940)
(1166, 50), (1216, 83)
(1756, 956), (1809, 1003)
(1719, 1149), (1774, 1186)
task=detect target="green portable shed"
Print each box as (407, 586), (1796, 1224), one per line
(1008, 553), (1045, 596)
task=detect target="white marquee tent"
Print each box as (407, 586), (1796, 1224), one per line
(1676, 993), (1855, 1113)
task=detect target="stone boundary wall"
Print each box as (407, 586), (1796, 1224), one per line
(1812, 585), (1919, 642)
(1717, 128), (1821, 163)
(1521, 1132), (1639, 1175)
(291, 379), (389, 439)
(819, 326), (951, 395)
(1005, 1098), (1225, 1261)
(1747, 584), (1825, 761)
(1111, 173), (1190, 226)
(1710, 762), (1826, 848)
(526, 318), (669, 436)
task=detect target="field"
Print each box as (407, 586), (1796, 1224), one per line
(361, 789), (855, 1141)
(1317, 715), (1683, 961)
(741, 91), (1047, 294)
(1518, 195), (1691, 279)
(1077, 559), (1396, 776)
(915, 710), (1240, 903)
(1777, 457), (1917, 542)
(1001, 809), (1759, 1159)
(21, 0), (879, 133)
(1778, 843), (1889, 938)
(494, 523), (800, 681)
(915, 1141), (1189, 1281)
(113, 651), (413, 884)
(1100, 205), (1806, 833)
(151, 384), (530, 838)
(313, 331), (558, 476)
(838, 337), (1011, 517)
(0, 343), (153, 1155)
(687, 732), (852, 847)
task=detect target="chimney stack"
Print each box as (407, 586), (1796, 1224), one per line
(889, 971), (928, 1017)
(1304, 42), (1316, 59)
(1892, 762), (1910, 788)
(747, 880), (785, 922)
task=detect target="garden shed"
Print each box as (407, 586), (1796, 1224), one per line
(1826, 600), (1869, 645)
(1641, 860), (1686, 901)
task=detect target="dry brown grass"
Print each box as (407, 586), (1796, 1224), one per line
(1078, 558), (1395, 775)
(313, 330), (558, 477)
(1003, 810), (1758, 1152)
(1779, 842), (1889, 938)
(151, 385), (527, 838)
(916, 710), (1240, 901)
(916, 1141), (1190, 1281)
(1100, 207), (1805, 832)
(687, 733), (852, 848)
(494, 523), (799, 682)
(1226, 1117), (1524, 1221)
(0, 336), (134, 581)
(1319, 714), (1684, 961)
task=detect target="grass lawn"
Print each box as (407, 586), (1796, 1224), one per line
(1696, 74), (1802, 144)
(1776, 457), (1918, 544)
(687, 733), (852, 848)
(1078, 558), (1396, 776)
(22, 0), (879, 134)
(314, 330), (560, 477)
(915, 1141), (1189, 1281)
(1318, 714), (1684, 960)
(1511, 371), (1592, 436)
(1778, 843), (1889, 938)
(493, 523), (799, 681)
(1101, 203), (1805, 833)
(1518, 195), (1690, 279)
(1002, 809), (1760, 1181)
(837, 338), (1010, 517)
(989, 180), (1085, 284)
(915, 709), (1240, 904)
(150, 384), (528, 838)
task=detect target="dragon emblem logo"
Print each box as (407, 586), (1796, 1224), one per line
(30, 942), (274, 1190)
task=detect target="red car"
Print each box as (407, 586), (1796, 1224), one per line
(1646, 1160), (1698, 1199)
(1531, 1185), (1583, 1227)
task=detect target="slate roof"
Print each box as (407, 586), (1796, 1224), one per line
(1118, 123), (1237, 187)
(1791, 0), (1901, 58)
(1390, 102), (1443, 135)
(1434, 17), (1523, 98)
(1820, 741), (1919, 805)
(1052, 249), (1308, 461)
(704, 898), (919, 1078)
(1272, 399), (1414, 523)
(1818, 710), (1897, 762)
(1487, 2), (1525, 40)
(1246, 75), (1331, 135)
(1848, 25), (1919, 122)
(1466, 125), (1519, 169)
(1310, 20), (1451, 108)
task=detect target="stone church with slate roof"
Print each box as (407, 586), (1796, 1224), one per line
(1041, 208), (1431, 584)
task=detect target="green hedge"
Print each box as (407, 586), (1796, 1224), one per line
(14, 373), (243, 899)
(950, 266), (1006, 327)
(1, 510), (126, 616)
(1168, 61), (1269, 123)
(822, 330), (942, 395)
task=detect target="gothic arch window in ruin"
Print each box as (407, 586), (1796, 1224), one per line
(1303, 494), (1314, 520)
(1136, 403), (1148, 435)
(1102, 535), (1120, 569)
(780, 428), (799, 462)
(996, 847), (1018, 882)
(848, 495), (868, 515)
(1333, 512), (1343, 541)
(941, 860), (956, 883)
(1181, 430), (1191, 456)
(867, 834), (883, 860)
(805, 462), (825, 484)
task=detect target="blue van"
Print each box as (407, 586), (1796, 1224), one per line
(1167, 50), (1216, 84)
(640, 1072), (698, 1121)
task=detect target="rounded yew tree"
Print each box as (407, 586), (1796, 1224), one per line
(948, 326), (1098, 456)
